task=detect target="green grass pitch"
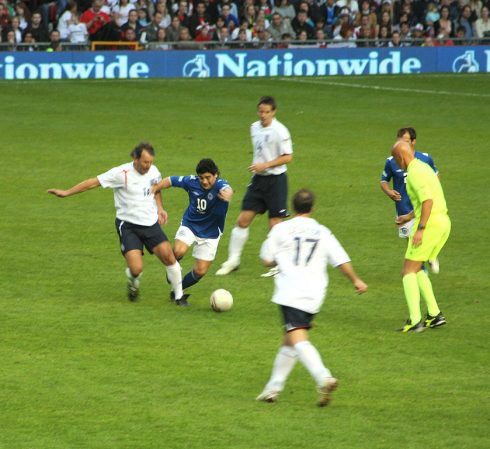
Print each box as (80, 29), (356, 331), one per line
(1, 74), (489, 449)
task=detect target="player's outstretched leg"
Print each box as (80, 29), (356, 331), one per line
(216, 226), (249, 275)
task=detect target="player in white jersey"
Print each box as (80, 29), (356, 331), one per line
(216, 95), (293, 278)
(47, 142), (186, 304)
(256, 189), (368, 406)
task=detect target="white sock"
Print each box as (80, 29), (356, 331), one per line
(294, 340), (332, 387)
(264, 346), (298, 392)
(125, 268), (141, 287)
(227, 226), (249, 264)
(166, 262), (183, 299)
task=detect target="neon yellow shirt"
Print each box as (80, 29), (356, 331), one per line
(406, 158), (448, 218)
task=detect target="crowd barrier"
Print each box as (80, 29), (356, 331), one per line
(0, 46), (488, 80)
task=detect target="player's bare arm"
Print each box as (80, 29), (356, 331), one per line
(47, 177), (101, 198)
(154, 191), (168, 225)
(151, 177), (172, 194)
(337, 262), (368, 294)
(249, 154), (293, 174)
(412, 199), (433, 247)
(380, 181), (402, 201)
(218, 186), (233, 202)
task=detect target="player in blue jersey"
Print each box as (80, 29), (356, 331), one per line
(381, 128), (440, 273)
(152, 159), (233, 306)
(381, 128), (438, 233)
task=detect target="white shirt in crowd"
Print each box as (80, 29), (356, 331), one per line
(97, 162), (162, 226)
(261, 216), (351, 314)
(68, 22), (88, 43)
(250, 117), (293, 176)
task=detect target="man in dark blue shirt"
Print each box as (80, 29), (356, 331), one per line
(152, 159), (233, 305)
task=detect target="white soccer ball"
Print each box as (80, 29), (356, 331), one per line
(210, 289), (233, 312)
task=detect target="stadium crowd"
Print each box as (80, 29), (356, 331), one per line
(0, 0), (489, 50)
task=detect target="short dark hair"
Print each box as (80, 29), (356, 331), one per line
(131, 142), (155, 159)
(293, 188), (315, 214)
(257, 96), (277, 110)
(396, 127), (416, 141)
(196, 158), (219, 175)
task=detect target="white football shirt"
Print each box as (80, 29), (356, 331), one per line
(260, 216), (351, 314)
(250, 118), (293, 176)
(97, 162), (162, 226)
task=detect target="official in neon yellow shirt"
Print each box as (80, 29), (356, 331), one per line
(391, 141), (451, 333)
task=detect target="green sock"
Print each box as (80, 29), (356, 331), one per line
(416, 270), (440, 317)
(402, 273), (421, 324)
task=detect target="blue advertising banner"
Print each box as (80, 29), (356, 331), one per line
(0, 46), (488, 80)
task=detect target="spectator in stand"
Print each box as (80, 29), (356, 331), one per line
(7, 16), (23, 44)
(389, 29), (406, 46)
(253, 14), (270, 36)
(468, 0), (483, 19)
(356, 13), (376, 46)
(151, 27), (170, 49)
(376, 9), (392, 36)
(425, 2), (440, 25)
(3, 29), (17, 50)
(315, 28), (328, 47)
(121, 9), (144, 38)
(231, 18), (252, 40)
(0, 1), (10, 29)
(411, 22), (424, 45)
(122, 26), (139, 47)
(356, 0), (375, 27)
(332, 23), (357, 47)
(212, 23), (231, 47)
(267, 12), (295, 40)
(201, 0), (219, 23)
(456, 5), (476, 38)
(273, 0), (296, 22)
(254, 27), (273, 48)
(218, 0), (239, 20)
(454, 24), (468, 44)
(258, 0), (272, 20)
(67, 12), (88, 44)
(175, 0), (191, 28)
(276, 31), (292, 47)
(194, 23), (213, 43)
(20, 30), (37, 50)
(242, 4), (257, 28)
(336, 0), (359, 23)
(323, 0), (336, 37)
(189, 1), (211, 38)
(14, 2), (31, 31)
(112, 0), (135, 28)
(175, 25), (197, 48)
(422, 35), (436, 46)
(436, 29), (455, 45)
(376, 24), (390, 46)
(475, 6), (490, 41)
(399, 20), (411, 42)
(221, 3), (239, 28)
(155, 1), (171, 28)
(137, 8), (150, 28)
(232, 27), (251, 47)
(399, 0), (417, 27)
(57, 1), (78, 41)
(24, 11), (49, 43)
(332, 11), (350, 37)
(435, 6), (452, 38)
(80, 0), (110, 40)
(292, 10), (314, 38)
(143, 11), (162, 42)
(46, 29), (63, 51)
(166, 15), (182, 42)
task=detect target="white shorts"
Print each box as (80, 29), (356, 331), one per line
(398, 217), (415, 238)
(175, 225), (221, 261)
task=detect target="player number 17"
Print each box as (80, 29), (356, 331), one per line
(293, 237), (319, 265)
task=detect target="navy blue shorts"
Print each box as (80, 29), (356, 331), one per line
(115, 219), (168, 255)
(241, 173), (289, 219)
(280, 305), (315, 332)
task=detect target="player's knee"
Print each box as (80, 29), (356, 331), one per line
(194, 266), (208, 278)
